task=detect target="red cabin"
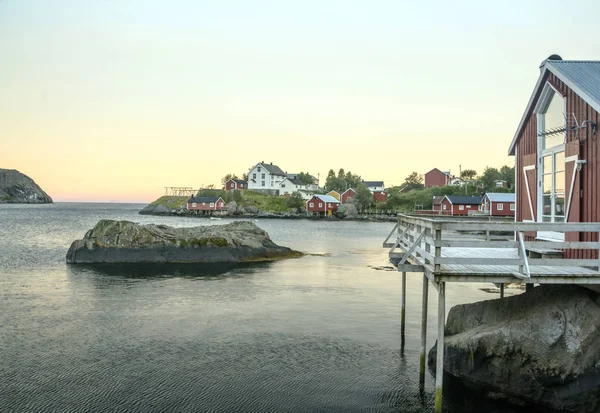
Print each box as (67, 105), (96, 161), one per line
(509, 56), (600, 255)
(306, 195), (340, 216)
(341, 188), (356, 203)
(225, 179), (247, 190)
(482, 193), (515, 217)
(373, 191), (387, 203)
(440, 195), (482, 216)
(432, 196), (444, 211)
(187, 196), (226, 214)
(424, 168), (451, 187)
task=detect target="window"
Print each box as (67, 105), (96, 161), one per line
(478, 205), (482, 211)
(510, 203), (516, 211)
(443, 205), (447, 210)
(252, 173), (256, 179)
(261, 181), (265, 187)
(258, 167), (261, 172)
(497, 204), (504, 211)
(328, 203), (331, 207)
(309, 202), (314, 207)
(192, 203), (197, 207)
(466, 205), (471, 208)
(459, 205), (464, 210)
(262, 173), (265, 179)
(202, 203), (206, 205)
(210, 203), (215, 207)
(318, 203), (323, 207)
(281, 184), (285, 188)
(536, 83), (566, 240)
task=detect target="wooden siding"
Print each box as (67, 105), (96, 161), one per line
(424, 169), (449, 187)
(515, 72), (600, 258)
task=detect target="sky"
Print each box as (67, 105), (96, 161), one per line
(1, 0), (599, 202)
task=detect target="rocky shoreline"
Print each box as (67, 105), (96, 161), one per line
(0, 168), (52, 204)
(139, 202), (397, 222)
(66, 220), (302, 264)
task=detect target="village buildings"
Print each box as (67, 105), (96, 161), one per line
(306, 194), (340, 216)
(482, 193), (515, 217)
(341, 188), (356, 203)
(439, 195), (482, 216)
(247, 162), (287, 193)
(424, 168), (451, 187)
(187, 196), (227, 214)
(224, 179), (247, 190)
(509, 56), (600, 250)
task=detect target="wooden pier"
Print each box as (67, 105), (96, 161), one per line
(383, 214), (600, 412)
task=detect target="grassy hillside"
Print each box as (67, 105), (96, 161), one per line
(149, 196), (189, 209)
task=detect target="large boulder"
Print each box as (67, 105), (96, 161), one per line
(226, 201), (238, 216)
(139, 204), (172, 215)
(66, 220), (302, 264)
(428, 285), (600, 412)
(337, 203), (358, 218)
(0, 168), (52, 203)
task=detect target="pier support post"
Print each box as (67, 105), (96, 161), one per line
(500, 283), (504, 298)
(435, 282), (445, 413)
(419, 274), (428, 388)
(401, 272), (406, 339)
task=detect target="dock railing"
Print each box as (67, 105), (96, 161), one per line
(383, 214), (600, 281)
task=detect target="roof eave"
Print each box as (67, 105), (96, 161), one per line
(507, 67), (548, 156)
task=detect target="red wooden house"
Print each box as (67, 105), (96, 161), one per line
(341, 188), (356, 203)
(373, 191), (387, 203)
(482, 193), (515, 217)
(432, 196), (444, 211)
(187, 196), (227, 214)
(225, 179), (247, 190)
(508, 56), (600, 255)
(306, 195), (340, 216)
(424, 168), (451, 187)
(440, 195), (482, 216)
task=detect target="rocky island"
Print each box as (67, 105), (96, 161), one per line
(428, 285), (600, 412)
(66, 220), (302, 264)
(0, 168), (53, 203)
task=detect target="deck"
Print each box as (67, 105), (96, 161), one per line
(382, 214), (600, 412)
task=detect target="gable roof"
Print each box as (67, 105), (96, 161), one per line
(484, 192), (515, 203)
(282, 177), (304, 186)
(261, 162), (286, 176)
(432, 195), (444, 205)
(364, 181), (384, 187)
(310, 194), (340, 204)
(326, 190), (340, 195)
(508, 59), (600, 155)
(425, 168), (449, 176)
(342, 188), (356, 195)
(444, 195), (482, 205)
(226, 179), (246, 185)
(188, 196), (221, 203)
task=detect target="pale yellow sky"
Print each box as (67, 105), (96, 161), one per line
(1, 0), (599, 202)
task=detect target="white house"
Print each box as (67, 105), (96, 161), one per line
(286, 173), (319, 191)
(247, 162), (287, 192)
(279, 178), (307, 195)
(363, 181), (384, 192)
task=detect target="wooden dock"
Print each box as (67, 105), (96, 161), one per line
(383, 214), (600, 412)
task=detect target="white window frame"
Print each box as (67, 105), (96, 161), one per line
(535, 82), (566, 241)
(510, 203), (516, 211)
(459, 205), (464, 211)
(192, 203), (197, 207)
(497, 203), (503, 211)
(309, 202), (314, 207)
(318, 203), (323, 207)
(443, 204), (447, 210)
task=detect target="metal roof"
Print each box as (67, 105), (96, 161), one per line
(445, 195), (482, 205)
(310, 194), (340, 204)
(484, 192), (515, 203)
(283, 178), (304, 186)
(364, 181), (384, 187)
(508, 59), (600, 155)
(188, 196), (221, 203)
(260, 162), (286, 176)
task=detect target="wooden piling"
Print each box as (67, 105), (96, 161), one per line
(419, 274), (428, 387)
(500, 283), (505, 298)
(401, 271), (406, 338)
(435, 282), (445, 413)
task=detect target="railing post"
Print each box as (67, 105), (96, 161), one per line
(401, 271), (406, 339)
(434, 225), (442, 273)
(425, 228), (431, 265)
(597, 231), (600, 271)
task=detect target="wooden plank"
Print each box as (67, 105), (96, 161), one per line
(437, 222), (600, 232)
(395, 264), (426, 272)
(437, 240), (600, 249)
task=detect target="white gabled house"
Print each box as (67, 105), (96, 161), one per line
(363, 181), (384, 192)
(279, 178), (307, 195)
(247, 162), (287, 192)
(286, 173), (319, 191)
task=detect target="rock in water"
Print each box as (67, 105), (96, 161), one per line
(0, 169), (52, 203)
(428, 285), (600, 412)
(66, 220), (302, 264)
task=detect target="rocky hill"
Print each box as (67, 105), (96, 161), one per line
(0, 169), (53, 203)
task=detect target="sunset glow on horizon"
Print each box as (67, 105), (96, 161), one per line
(2, 0), (599, 202)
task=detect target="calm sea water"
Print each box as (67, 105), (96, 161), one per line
(0, 203), (528, 412)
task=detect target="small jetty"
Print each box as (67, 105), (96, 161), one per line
(383, 214), (600, 412)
